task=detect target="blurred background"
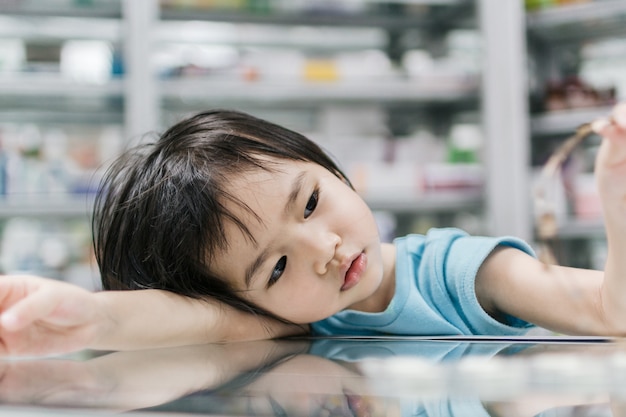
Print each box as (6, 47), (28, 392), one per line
(0, 0), (622, 289)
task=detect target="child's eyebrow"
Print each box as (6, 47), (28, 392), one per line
(284, 171), (306, 217)
(244, 170), (306, 288)
(245, 247), (269, 288)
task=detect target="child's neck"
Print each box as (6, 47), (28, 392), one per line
(378, 243), (397, 309)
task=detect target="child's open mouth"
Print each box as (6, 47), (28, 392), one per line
(341, 252), (367, 291)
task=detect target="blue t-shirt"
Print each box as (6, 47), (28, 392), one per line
(311, 228), (536, 336)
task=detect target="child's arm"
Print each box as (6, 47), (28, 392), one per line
(0, 275), (306, 356)
(475, 102), (626, 336)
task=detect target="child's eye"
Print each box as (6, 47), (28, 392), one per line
(304, 188), (319, 219)
(268, 256), (287, 287)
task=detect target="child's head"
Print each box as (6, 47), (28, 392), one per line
(93, 110), (385, 323)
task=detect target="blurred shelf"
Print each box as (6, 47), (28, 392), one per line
(161, 78), (479, 106)
(364, 190), (483, 212)
(156, 21), (386, 51)
(361, 0), (466, 3)
(0, 109), (122, 124)
(555, 218), (605, 239)
(0, 15), (121, 41)
(0, 191), (482, 218)
(0, 0), (122, 19)
(0, 197), (94, 218)
(0, 74), (123, 98)
(527, 0), (626, 43)
(531, 107), (611, 135)
(160, 1), (474, 30)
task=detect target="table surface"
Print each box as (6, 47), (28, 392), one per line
(0, 336), (625, 417)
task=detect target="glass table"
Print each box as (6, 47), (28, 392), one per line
(0, 336), (624, 416)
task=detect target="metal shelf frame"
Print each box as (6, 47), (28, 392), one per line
(479, 0), (531, 240)
(161, 78), (479, 106)
(365, 190), (483, 213)
(531, 107), (612, 136)
(0, 198), (94, 218)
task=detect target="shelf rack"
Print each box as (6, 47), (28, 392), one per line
(531, 107), (611, 136)
(0, 197), (94, 218)
(161, 79), (479, 106)
(0, 0), (122, 19)
(527, 0), (626, 43)
(0, 0), (530, 239)
(526, 1), (625, 249)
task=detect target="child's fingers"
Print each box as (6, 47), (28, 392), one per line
(592, 102), (626, 138)
(0, 287), (59, 332)
(592, 118), (612, 136)
(613, 102), (626, 129)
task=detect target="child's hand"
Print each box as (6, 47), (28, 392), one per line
(0, 275), (105, 356)
(592, 102), (626, 213)
(590, 102), (626, 333)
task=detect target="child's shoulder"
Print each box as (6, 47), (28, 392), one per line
(394, 227), (535, 271)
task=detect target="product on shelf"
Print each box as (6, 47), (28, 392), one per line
(0, 217), (100, 290)
(0, 123), (122, 200)
(525, 0), (591, 12)
(543, 76), (616, 112)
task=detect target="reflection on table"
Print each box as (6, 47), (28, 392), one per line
(0, 336), (625, 416)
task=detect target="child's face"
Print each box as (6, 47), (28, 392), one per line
(210, 159), (387, 323)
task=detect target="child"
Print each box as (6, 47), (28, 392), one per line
(0, 103), (625, 357)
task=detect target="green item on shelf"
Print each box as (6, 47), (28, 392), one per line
(525, 0), (555, 11)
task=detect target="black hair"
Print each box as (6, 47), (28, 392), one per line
(92, 109), (350, 322)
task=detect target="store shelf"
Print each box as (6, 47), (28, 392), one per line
(0, 197), (94, 218)
(160, 1), (473, 30)
(0, 75), (123, 98)
(0, 110), (123, 125)
(526, 0), (626, 42)
(0, 15), (121, 41)
(0, 2), (509, 232)
(156, 21), (386, 51)
(530, 106), (611, 136)
(363, 0), (466, 3)
(555, 218), (605, 239)
(525, 2), (620, 267)
(364, 190), (483, 212)
(161, 78), (479, 106)
(0, 0), (122, 19)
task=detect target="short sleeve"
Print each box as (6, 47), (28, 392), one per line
(424, 228), (537, 335)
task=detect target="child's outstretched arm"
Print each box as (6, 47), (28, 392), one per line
(588, 102), (626, 330)
(0, 275), (306, 356)
(475, 102), (626, 336)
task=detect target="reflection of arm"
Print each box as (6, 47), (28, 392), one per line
(241, 353), (382, 417)
(0, 340), (309, 411)
(485, 396), (610, 417)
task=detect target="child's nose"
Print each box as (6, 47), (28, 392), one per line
(301, 229), (341, 276)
